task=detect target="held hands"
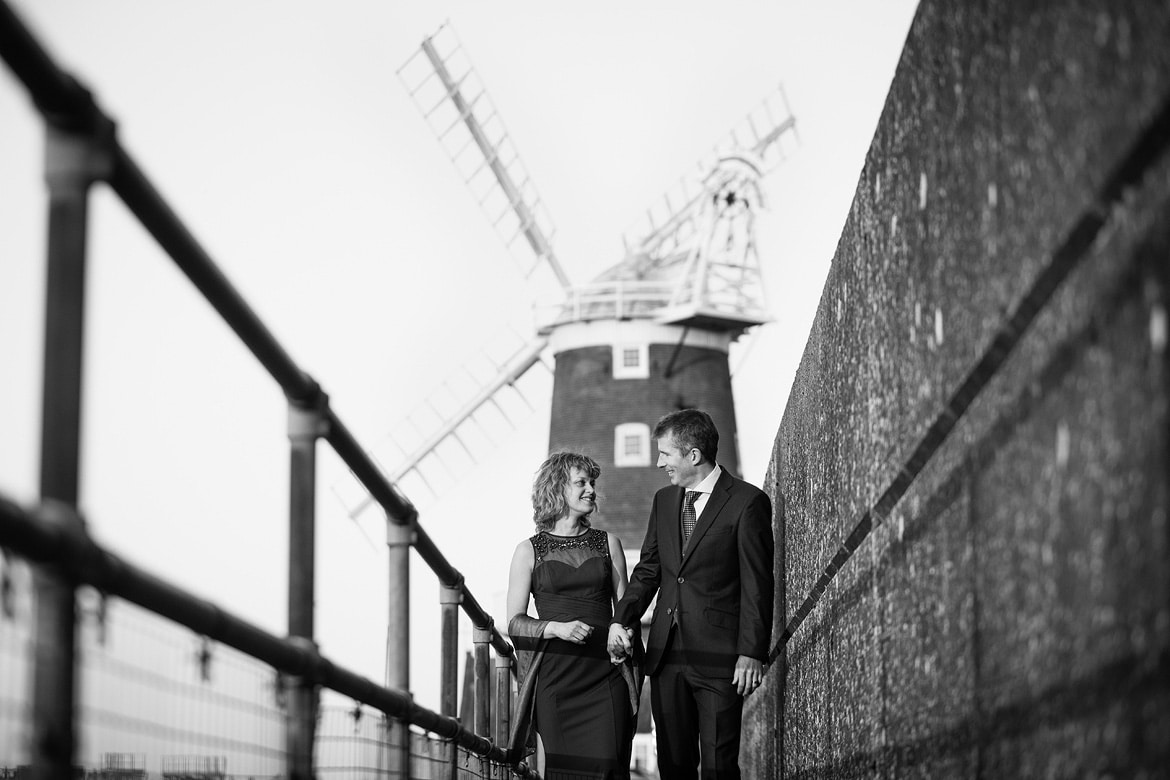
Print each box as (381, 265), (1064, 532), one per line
(548, 620), (593, 644)
(607, 624), (633, 664)
(732, 655), (766, 696)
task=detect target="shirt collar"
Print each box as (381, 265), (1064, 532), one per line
(689, 464), (722, 496)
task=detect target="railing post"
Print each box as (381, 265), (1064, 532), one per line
(439, 582), (462, 777)
(29, 503), (85, 780)
(473, 623), (493, 776)
(386, 517), (414, 779)
(439, 583), (462, 718)
(493, 654), (513, 766)
(33, 119), (112, 780)
(286, 396), (327, 780)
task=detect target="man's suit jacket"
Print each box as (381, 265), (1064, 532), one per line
(614, 468), (775, 677)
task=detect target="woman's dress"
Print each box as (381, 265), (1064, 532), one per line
(526, 527), (633, 779)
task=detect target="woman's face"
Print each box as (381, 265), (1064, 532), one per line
(562, 467), (597, 520)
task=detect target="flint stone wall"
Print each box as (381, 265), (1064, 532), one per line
(743, 1), (1170, 776)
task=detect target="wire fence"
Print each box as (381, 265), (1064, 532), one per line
(0, 555), (33, 771)
(0, 551), (524, 779)
(316, 704), (507, 780)
(1, 558), (283, 776)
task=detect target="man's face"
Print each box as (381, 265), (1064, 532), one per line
(656, 434), (700, 488)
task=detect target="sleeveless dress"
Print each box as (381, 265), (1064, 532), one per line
(530, 527), (633, 779)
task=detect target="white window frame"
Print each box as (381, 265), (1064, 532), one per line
(614, 422), (651, 467)
(612, 343), (649, 379)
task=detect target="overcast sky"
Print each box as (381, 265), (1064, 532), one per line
(0, 0), (919, 718)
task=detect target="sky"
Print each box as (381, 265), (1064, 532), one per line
(0, 0), (920, 718)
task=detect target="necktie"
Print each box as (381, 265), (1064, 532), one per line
(681, 490), (699, 547)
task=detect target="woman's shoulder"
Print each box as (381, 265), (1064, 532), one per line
(590, 527), (616, 544)
(581, 526), (609, 554)
(512, 536), (537, 561)
(528, 530), (551, 559)
(597, 527), (625, 553)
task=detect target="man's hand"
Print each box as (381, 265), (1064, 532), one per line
(607, 623), (632, 664)
(732, 655), (765, 696)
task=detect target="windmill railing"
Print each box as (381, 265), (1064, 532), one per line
(0, 3), (531, 778)
(534, 276), (774, 335)
(535, 279), (679, 332)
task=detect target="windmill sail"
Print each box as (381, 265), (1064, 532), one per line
(336, 24), (572, 519)
(397, 22), (571, 292)
(624, 86), (798, 263)
(335, 327), (551, 520)
(538, 86), (799, 338)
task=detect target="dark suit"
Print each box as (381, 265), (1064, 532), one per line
(613, 467), (774, 779)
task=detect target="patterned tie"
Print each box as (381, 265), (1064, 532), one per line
(681, 490), (699, 547)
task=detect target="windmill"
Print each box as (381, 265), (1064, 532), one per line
(338, 22), (797, 553)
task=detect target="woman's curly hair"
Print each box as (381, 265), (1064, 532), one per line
(531, 451), (601, 531)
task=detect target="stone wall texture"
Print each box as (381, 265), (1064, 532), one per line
(743, 1), (1170, 776)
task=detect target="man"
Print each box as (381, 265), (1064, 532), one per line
(609, 408), (774, 779)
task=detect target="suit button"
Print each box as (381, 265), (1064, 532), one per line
(677, 576), (685, 583)
(666, 608), (673, 614)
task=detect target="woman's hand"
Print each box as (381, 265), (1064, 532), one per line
(546, 620), (594, 644)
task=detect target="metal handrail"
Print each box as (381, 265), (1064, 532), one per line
(0, 0), (514, 661)
(0, 495), (535, 776)
(0, 3), (526, 774)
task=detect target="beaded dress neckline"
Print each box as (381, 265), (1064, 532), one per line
(531, 526), (609, 564)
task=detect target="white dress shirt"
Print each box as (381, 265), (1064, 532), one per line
(687, 464), (723, 520)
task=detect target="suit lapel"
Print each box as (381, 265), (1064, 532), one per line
(660, 487), (683, 565)
(679, 470), (734, 571)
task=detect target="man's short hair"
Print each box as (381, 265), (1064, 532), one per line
(653, 408), (718, 464)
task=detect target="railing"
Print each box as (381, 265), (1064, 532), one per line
(0, 2), (534, 777)
(534, 279), (677, 333)
(535, 275), (771, 335)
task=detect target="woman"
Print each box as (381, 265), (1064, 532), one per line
(506, 452), (641, 779)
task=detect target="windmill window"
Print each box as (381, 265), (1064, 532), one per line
(612, 344), (649, 379)
(614, 423), (651, 467)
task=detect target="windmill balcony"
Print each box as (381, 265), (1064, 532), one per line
(535, 279), (677, 333)
(535, 279), (771, 337)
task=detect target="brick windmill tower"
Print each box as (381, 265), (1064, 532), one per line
(539, 149), (782, 546)
(353, 24), (797, 558)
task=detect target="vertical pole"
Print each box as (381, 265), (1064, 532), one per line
(385, 517), (414, 779)
(472, 623), (493, 777)
(286, 397), (327, 780)
(493, 654), (513, 760)
(439, 583), (462, 718)
(439, 582), (462, 778)
(32, 122), (111, 780)
(29, 504), (85, 780)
